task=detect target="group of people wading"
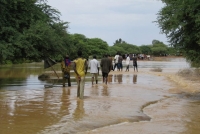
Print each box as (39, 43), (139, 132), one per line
(61, 50), (138, 99)
(113, 52), (138, 72)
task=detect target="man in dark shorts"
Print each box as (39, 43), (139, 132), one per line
(133, 54), (138, 72)
(118, 53), (123, 71)
(100, 54), (112, 85)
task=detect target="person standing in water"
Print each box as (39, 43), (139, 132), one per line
(133, 54), (138, 72)
(118, 53), (123, 71)
(100, 54), (112, 85)
(89, 55), (100, 85)
(125, 54), (130, 72)
(73, 50), (88, 99)
(61, 54), (71, 87)
(113, 52), (119, 71)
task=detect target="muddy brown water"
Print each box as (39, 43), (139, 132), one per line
(1, 57), (200, 134)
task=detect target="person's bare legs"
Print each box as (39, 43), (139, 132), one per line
(77, 78), (80, 98)
(105, 77), (108, 84)
(79, 76), (85, 99)
(92, 76), (94, 85)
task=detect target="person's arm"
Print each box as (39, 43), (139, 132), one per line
(97, 61), (100, 75)
(88, 60), (91, 68)
(73, 61), (79, 77)
(97, 67), (99, 75)
(84, 59), (88, 75)
(100, 59), (103, 67)
(109, 60), (112, 72)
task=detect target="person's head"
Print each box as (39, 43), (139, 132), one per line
(77, 50), (82, 57)
(127, 54), (129, 57)
(65, 54), (69, 59)
(93, 55), (97, 59)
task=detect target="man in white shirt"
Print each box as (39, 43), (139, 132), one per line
(113, 52), (119, 71)
(125, 54), (130, 71)
(89, 55), (100, 85)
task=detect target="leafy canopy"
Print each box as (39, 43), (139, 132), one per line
(156, 0), (200, 67)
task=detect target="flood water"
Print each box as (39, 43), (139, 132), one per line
(0, 57), (200, 134)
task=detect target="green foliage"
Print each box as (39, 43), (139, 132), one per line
(87, 38), (109, 57)
(150, 40), (168, 56)
(113, 42), (140, 54)
(113, 38), (126, 45)
(157, 0), (200, 66)
(64, 34), (109, 60)
(167, 46), (177, 55)
(0, 0), (69, 64)
(0, 0), (182, 65)
(151, 47), (167, 56)
(139, 45), (152, 55)
(109, 46), (127, 55)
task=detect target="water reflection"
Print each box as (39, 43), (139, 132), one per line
(114, 74), (123, 83)
(102, 85), (109, 96)
(117, 74), (123, 83)
(90, 85), (99, 96)
(73, 100), (85, 121)
(108, 74), (113, 83)
(133, 75), (137, 84)
(60, 88), (71, 115)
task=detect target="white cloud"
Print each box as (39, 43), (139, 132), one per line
(47, 0), (167, 46)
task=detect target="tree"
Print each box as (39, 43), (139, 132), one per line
(109, 46), (127, 55)
(113, 38), (126, 45)
(151, 41), (168, 56)
(66, 34), (109, 59)
(139, 45), (152, 55)
(0, 0), (69, 63)
(151, 47), (167, 56)
(87, 38), (109, 58)
(113, 43), (140, 54)
(156, 0), (200, 67)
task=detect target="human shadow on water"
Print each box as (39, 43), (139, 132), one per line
(108, 74), (113, 83)
(73, 99), (85, 121)
(101, 85), (109, 96)
(133, 75), (137, 84)
(114, 74), (123, 83)
(117, 74), (123, 83)
(60, 88), (71, 115)
(90, 85), (99, 96)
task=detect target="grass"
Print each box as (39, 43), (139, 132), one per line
(177, 68), (200, 81)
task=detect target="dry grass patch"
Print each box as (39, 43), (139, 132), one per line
(177, 68), (200, 82)
(150, 68), (162, 72)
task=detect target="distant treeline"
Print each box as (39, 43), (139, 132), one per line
(0, 0), (180, 64)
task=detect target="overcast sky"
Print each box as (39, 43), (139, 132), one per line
(47, 0), (167, 46)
